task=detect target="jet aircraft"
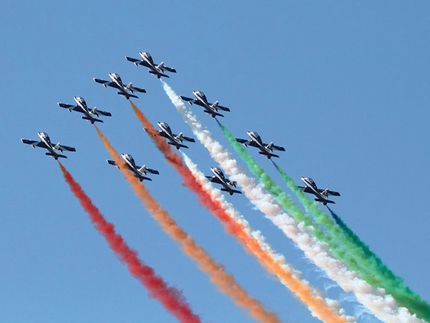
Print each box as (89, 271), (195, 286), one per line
(125, 52), (176, 79)
(21, 132), (76, 160)
(206, 167), (241, 195)
(298, 177), (340, 205)
(57, 96), (112, 124)
(106, 153), (159, 182)
(235, 131), (285, 159)
(180, 91), (230, 118)
(93, 73), (146, 99)
(157, 122), (195, 149)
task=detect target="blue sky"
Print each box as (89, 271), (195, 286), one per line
(1, 2), (430, 322)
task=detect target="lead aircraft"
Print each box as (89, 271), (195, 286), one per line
(93, 73), (146, 99)
(298, 177), (340, 205)
(125, 52), (176, 79)
(157, 122), (195, 149)
(106, 153), (159, 182)
(21, 132), (76, 160)
(206, 167), (241, 195)
(180, 90), (230, 118)
(235, 131), (285, 159)
(57, 96), (112, 124)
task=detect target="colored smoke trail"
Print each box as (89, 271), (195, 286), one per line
(272, 161), (430, 321)
(161, 81), (426, 323)
(128, 101), (352, 322)
(181, 152), (353, 323)
(94, 125), (280, 323)
(223, 122), (430, 322)
(57, 162), (201, 323)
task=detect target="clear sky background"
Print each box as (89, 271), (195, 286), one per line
(1, 2), (429, 323)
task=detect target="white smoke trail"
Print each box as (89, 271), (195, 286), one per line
(162, 81), (424, 323)
(182, 152), (355, 323)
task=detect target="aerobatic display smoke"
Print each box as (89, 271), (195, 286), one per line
(162, 81), (426, 323)
(129, 99), (353, 322)
(58, 162), (202, 323)
(94, 125), (280, 323)
(181, 152), (355, 323)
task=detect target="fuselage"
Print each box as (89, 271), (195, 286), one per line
(38, 132), (52, 149)
(109, 73), (124, 89)
(193, 91), (209, 105)
(211, 167), (227, 183)
(140, 52), (155, 68)
(158, 122), (172, 137)
(247, 131), (266, 150)
(301, 177), (326, 199)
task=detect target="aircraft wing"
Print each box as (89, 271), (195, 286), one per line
(236, 138), (251, 145)
(95, 109), (112, 117)
(125, 56), (150, 68)
(21, 139), (47, 148)
(180, 96), (194, 102)
(319, 189), (341, 196)
(130, 85), (146, 93)
(106, 159), (117, 166)
(206, 176), (222, 184)
(94, 78), (119, 89)
(58, 144), (76, 152)
(145, 168), (159, 175)
(298, 186), (314, 194)
(163, 66), (176, 73)
(181, 136), (195, 143)
(217, 106), (230, 112)
(58, 103), (81, 112)
(271, 144), (285, 151)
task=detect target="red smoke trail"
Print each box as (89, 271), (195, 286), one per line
(58, 162), (201, 323)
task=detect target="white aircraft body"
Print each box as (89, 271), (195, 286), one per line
(57, 96), (112, 124)
(206, 167), (241, 195)
(157, 122), (195, 149)
(236, 131), (285, 159)
(93, 73), (146, 99)
(125, 52), (176, 79)
(107, 153), (159, 182)
(298, 177), (340, 205)
(21, 132), (76, 160)
(180, 90), (230, 118)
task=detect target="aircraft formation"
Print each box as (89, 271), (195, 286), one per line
(21, 51), (340, 205)
(20, 50), (430, 323)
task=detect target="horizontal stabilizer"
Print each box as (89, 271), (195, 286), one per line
(315, 198), (335, 205)
(117, 91), (138, 99)
(138, 175), (152, 182)
(259, 151), (279, 159)
(106, 160), (116, 166)
(149, 70), (169, 79)
(221, 188), (242, 195)
(45, 152), (67, 159)
(168, 142), (188, 149)
(82, 116), (103, 123)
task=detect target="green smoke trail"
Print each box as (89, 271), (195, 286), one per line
(218, 121), (430, 321)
